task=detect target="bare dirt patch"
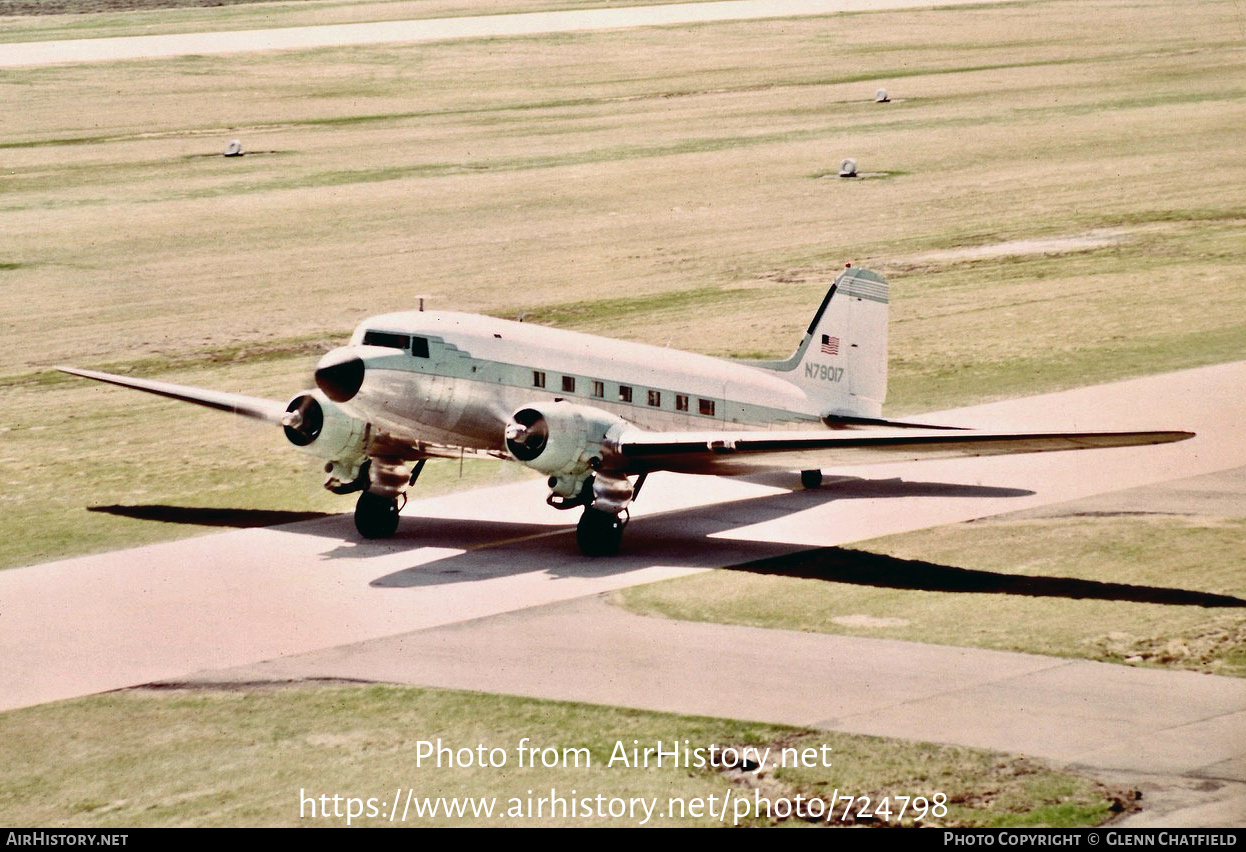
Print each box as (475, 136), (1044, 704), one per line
(902, 231), (1129, 266)
(831, 614), (911, 628)
(1095, 622), (1246, 675)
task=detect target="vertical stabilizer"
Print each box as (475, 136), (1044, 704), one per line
(750, 267), (889, 419)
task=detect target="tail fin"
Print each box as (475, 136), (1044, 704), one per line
(751, 267), (889, 419)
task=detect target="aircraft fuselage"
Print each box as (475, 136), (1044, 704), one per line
(321, 311), (825, 456)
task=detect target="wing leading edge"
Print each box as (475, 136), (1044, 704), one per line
(609, 428), (1195, 476)
(57, 367), (288, 424)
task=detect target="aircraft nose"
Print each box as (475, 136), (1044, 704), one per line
(315, 351), (365, 403)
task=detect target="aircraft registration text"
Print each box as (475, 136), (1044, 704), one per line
(806, 363), (845, 383)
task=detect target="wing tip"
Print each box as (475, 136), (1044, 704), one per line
(1159, 430), (1196, 443)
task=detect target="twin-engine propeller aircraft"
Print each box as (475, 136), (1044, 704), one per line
(61, 267), (1192, 556)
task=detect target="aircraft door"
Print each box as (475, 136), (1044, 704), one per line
(422, 372), (452, 412)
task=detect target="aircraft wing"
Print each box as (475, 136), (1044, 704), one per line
(609, 428), (1195, 476)
(57, 367), (288, 424)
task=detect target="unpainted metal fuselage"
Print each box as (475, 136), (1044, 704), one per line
(325, 310), (830, 458)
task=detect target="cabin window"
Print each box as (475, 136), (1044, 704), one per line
(698, 398), (716, 416)
(533, 371), (546, 388)
(411, 336), (430, 358)
(562, 376), (576, 393)
(591, 381), (604, 398)
(675, 394), (689, 412)
(618, 385), (633, 403)
(647, 390), (661, 407)
(362, 330), (409, 350)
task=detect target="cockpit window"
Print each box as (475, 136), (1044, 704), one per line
(411, 336), (430, 358)
(362, 330), (410, 350)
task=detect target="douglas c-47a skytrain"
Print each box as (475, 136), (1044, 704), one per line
(61, 267), (1192, 556)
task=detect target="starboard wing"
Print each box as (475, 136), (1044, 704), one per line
(608, 428), (1195, 476)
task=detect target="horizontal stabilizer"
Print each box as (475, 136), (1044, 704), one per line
(57, 367), (288, 424)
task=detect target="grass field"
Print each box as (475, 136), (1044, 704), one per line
(0, 683), (1127, 827)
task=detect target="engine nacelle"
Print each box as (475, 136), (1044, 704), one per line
(283, 390), (368, 465)
(504, 401), (626, 480)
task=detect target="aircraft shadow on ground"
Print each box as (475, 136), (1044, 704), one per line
(728, 548), (1246, 608)
(88, 504), (335, 529)
(95, 476), (1221, 610)
(87, 476), (1030, 550)
(366, 477), (1037, 588)
(90, 483), (1243, 605)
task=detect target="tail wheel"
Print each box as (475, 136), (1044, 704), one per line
(355, 491), (400, 539)
(576, 508), (625, 557)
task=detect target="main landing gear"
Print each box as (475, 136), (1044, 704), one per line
(801, 468), (824, 489)
(576, 508), (626, 557)
(350, 458), (424, 540)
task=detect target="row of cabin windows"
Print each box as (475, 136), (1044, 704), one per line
(359, 333), (719, 417)
(533, 371), (715, 416)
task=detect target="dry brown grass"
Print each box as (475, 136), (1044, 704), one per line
(4, 0), (1243, 375)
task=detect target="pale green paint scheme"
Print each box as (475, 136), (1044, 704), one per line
(348, 317), (825, 449)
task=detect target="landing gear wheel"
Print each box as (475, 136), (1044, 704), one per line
(576, 508), (625, 557)
(355, 491), (400, 539)
(801, 469), (824, 490)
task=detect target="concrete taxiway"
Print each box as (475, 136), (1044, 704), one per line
(3, 361), (1244, 825)
(3, 361), (1242, 713)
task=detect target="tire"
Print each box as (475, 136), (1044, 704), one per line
(576, 509), (624, 557)
(801, 469), (823, 490)
(355, 491), (400, 539)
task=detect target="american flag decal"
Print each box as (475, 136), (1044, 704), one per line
(821, 335), (840, 355)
